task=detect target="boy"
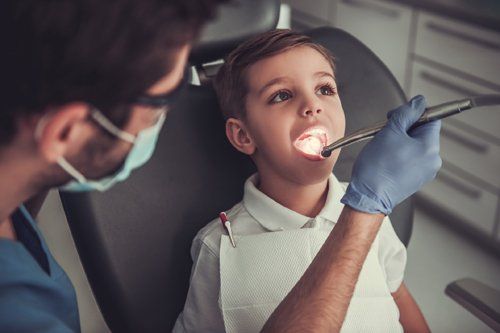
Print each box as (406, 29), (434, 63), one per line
(174, 29), (430, 332)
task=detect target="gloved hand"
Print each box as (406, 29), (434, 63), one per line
(341, 95), (442, 215)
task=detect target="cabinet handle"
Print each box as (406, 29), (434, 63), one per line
(437, 171), (482, 199)
(341, 0), (400, 19)
(426, 22), (500, 51)
(441, 126), (489, 154)
(419, 70), (479, 97)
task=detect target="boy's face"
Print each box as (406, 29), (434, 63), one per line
(232, 45), (345, 185)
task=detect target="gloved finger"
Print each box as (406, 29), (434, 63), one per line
(387, 95), (427, 133)
(386, 95), (425, 119)
(408, 119), (441, 145)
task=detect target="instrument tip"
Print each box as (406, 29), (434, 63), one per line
(321, 149), (332, 158)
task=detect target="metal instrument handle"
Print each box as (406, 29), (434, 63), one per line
(321, 98), (475, 156)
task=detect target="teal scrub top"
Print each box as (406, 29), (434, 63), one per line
(0, 205), (80, 332)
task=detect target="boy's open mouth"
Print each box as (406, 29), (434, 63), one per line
(293, 126), (329, 161)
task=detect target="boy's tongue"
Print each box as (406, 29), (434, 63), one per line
(296, 136), (323, 154)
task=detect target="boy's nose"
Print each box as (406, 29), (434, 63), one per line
(300, 93), (323, 117)
(301, 106), (322, 117)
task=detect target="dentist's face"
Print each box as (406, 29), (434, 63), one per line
(244, 46), (345, 185)
(44, 44), (191, 185)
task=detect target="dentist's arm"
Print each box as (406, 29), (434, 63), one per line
(262, 207), (384, 332)
(262, 96), (441, 332)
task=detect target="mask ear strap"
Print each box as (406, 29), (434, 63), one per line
(90, 108), (136, 143)
(57, 156), (88, 184)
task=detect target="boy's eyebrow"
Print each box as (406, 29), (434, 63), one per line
(258, 71), (336, 96)
(314, 71), (335, 81)
(258, 76), (291, 96)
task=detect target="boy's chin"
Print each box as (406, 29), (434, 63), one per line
(292, 158), (337, 184)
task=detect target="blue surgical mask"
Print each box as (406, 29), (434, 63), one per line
(56, 108), (166, 192)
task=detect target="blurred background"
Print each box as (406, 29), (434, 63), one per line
(38, 1), (500, 332)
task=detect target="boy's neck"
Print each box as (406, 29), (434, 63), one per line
(257, 172), (329, 218)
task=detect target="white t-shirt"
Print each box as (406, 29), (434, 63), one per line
(173, 173), (407, 332)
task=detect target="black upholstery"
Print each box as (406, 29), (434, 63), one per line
(190, 0), (280, 65)
(60, 26), (413, 332)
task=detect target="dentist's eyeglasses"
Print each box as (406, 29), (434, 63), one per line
(90, 67), (191, 130)
(134, 66), (191, 113)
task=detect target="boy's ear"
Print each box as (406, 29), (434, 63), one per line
(36, 103), (91, 163)
(225, 118), (256, 155)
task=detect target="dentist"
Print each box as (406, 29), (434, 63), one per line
(0, 1), (440, 332)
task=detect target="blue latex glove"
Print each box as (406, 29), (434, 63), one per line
(341, 95), (442, 215)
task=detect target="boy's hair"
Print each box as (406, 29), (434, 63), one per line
(0, 0), (226, 145)
(213, 29), (336, 120)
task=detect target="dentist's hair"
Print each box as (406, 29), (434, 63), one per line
(0, 0), (227, 145)
(213, 29), (336, 120)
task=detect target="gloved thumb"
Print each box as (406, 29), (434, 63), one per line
(387, 95), (427, 133)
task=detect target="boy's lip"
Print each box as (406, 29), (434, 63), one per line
(293, 125), (330, 161)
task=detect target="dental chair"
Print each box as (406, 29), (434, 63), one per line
(59, 1), (416, 331)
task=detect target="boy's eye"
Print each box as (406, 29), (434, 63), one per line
(270, 90), (292, 103)
(317, 84), (336, 96)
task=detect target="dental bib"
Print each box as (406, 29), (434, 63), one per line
(219, 228), (402, 332)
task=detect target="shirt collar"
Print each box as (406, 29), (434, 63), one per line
(243, 173), (346, 232)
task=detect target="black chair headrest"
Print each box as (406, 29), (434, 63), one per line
(189, 0), (280, 65)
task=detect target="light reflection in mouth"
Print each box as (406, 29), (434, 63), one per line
(293, 126), (329, 161)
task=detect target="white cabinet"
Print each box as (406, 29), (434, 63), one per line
(335, 0), (413, 88)
(410, 62), (500, 141)
(440, 123), (500, 189)
(410, 12), (500, 245)
(419, 168), (497, 235)
(414, 12), (500, 87)
(410, 62), (500, 189)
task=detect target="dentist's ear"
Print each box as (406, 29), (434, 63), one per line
(225, 118), (256, 155)
(36, 103), (90, 163)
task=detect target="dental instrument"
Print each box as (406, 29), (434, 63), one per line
(321, 94), (500, 158)
(220, 212), (236, 248)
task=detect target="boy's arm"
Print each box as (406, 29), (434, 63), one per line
(173, 239), (225, 333)
(262, 207), (384, 332)
(377, 217), (427, 331)
(392, 283), (430, 333)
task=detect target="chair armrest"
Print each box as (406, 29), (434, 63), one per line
(445, 278), (500, 332)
